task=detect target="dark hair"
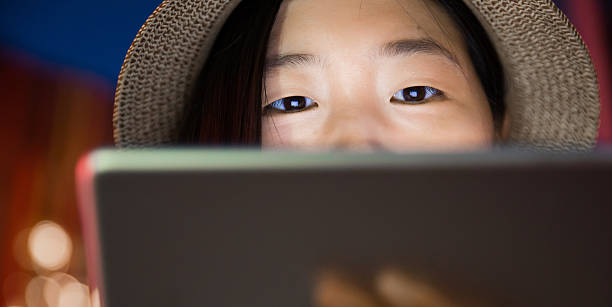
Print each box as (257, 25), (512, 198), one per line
(181, 0), (285, 144)
(182, 0), (505, 144)
(435, 0), (506, 130)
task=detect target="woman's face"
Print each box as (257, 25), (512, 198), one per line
(262, 0), (495, 151)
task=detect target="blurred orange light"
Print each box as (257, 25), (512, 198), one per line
(90, 288), (101, 307)
(12, 228), (32, 270)
(48, 272), (78, 288)
(25, 276), (58, 307)
(42, 277), (62, 307)
(58, 282), (91, 307)
(27, 221), (73, 271)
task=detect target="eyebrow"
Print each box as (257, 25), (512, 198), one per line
(380, 38), (460, 67)
(265, 38), (461, 72)
(265, 53), (321, 71)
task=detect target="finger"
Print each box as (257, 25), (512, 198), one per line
(313, 270), (383, 307)
(374, 269), (455, 307)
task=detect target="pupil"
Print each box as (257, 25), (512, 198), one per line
(283, 96), (306, 110)
(403, 87), (425, 101)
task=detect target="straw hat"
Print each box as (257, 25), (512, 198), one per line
(113, 0), (600, 150)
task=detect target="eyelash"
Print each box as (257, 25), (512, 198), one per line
(391, 86), (442, 104)
(264, 86), (443, 114)
(264, 96), (318, 114)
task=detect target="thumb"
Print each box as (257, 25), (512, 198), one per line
(313, 270), (383, 307)
(374, 269), (456, 307)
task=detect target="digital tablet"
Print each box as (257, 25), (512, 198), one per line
(76, 149), (612, 307)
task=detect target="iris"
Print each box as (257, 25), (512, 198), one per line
(268, 96), (316, 112)
(392, 86), (441, 104)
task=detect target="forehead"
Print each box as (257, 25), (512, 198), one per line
(269, 0), (465, 56)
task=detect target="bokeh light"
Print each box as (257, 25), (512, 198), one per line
(41, 277), (60, 307)
(57, 282), (91, 307)
(5, 221), (100, 307)
(48, 272), (78, 288)
(90, 288), (101, 307)
(25, 276), (54, 307)
(27, 221), (73, 271)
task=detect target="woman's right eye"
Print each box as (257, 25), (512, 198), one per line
(264, 96), (317, 113)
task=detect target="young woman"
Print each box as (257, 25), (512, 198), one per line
(114, 0), (599, 151)
(111, 0), (601, 305)
(190, 0), (505, 152)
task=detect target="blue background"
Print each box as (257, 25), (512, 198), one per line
(0, 0), (160, 83)
(0, 0), (573, 84)
(3, 0), (597, 86)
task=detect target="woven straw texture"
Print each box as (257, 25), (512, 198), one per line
(114, 0), (600, 150)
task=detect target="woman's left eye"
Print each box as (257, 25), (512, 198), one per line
(392, 86), (442, 104)
(265, 96), (317, 113)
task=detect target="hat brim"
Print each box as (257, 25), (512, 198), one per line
(113, 0), (600, 150)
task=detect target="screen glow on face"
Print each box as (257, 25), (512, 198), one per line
(264, 85), (443, 114)
(262, 0), (495, 152)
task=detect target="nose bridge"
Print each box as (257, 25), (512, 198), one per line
(322, 60), (387, 149)
(330, 55), (380, 113)
(331, 55), (375, 103)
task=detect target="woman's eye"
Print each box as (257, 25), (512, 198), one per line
(265, 96), (317, 113)
(392, 86), (442, 104)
